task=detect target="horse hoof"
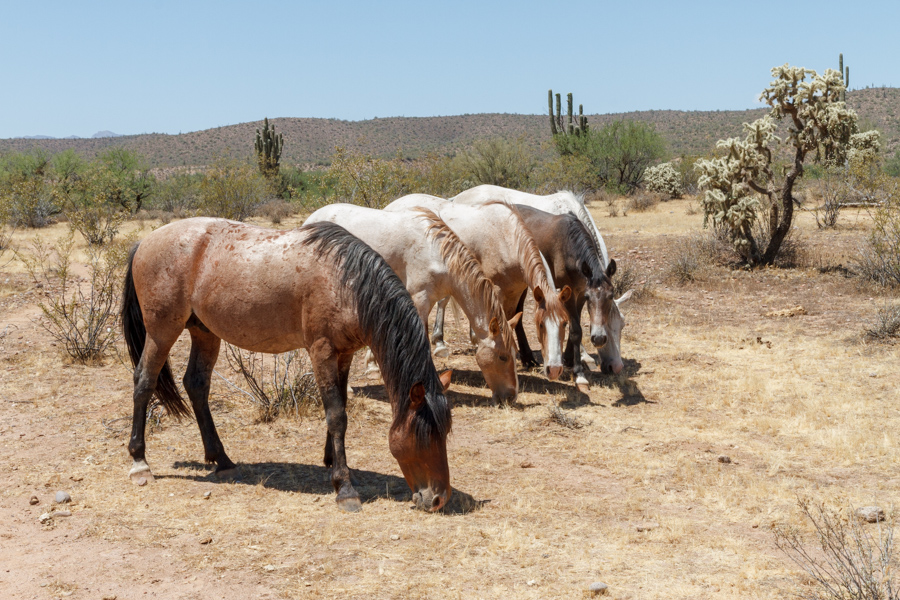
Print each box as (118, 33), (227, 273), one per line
(337, 496), (362, 513)
(576, 382), (591, 394)
(216, 468), (240, 481)
(129, 468), (154, 485)
(582, 355), (597, 369)
(433, 344), (450, 358)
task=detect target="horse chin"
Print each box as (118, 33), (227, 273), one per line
(412, 487), (451, 512)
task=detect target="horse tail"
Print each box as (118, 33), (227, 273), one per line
(122, 243), (191, 419)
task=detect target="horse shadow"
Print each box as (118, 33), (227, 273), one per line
(166, 460), (487, 515)
(590, 358), (653, 407)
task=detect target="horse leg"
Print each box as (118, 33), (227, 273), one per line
(432, 296), (450, 357)
(310, 343), (360, 512)
(512, 290), (538, 369)
(566, 298), (590, 391)
(183, 326), (238, 479)
(363, 347), (381, 377)
(128, 335), (180, 485)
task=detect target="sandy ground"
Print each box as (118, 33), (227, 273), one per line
(1, 199), (898, 599)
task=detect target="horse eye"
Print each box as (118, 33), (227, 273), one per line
(499, 355), (509, 363)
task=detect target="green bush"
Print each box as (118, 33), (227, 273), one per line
(452, 137), (535, 190)
(198, 158), (271, 220)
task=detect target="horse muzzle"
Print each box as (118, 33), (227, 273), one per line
(413, 486), (451, 512)
(545, 364), (564, 380)
(591, 333), (608, 348)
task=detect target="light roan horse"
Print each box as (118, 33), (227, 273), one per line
(384, 195), (571, 380)
(303, 203), (521, 402)
(453, 184), (632, 374)
(122, 218), (453, 512)
(509, 204), (617, 388)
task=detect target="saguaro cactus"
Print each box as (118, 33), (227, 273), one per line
(548, 89), (588, 138)
(254, 117), (283, 178)
(839, 54), (850, 101)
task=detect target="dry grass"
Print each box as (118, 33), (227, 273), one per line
(1, 201), (899, 598)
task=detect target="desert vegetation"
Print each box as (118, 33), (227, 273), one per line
(2, 63), (900, 599)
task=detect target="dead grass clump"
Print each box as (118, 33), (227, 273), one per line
(865, 304), (900, 342)
(774, 498), (898, 600)
(256, 200), (295, 225)
(221, 344), (321, 422)
(612, 261), (652, 301)
(627, 191), (664, 213)
(544, 401), (583, 429)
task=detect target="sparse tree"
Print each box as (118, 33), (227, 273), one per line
(695, 65), (858, 265)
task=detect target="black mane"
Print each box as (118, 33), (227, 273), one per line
(562, 214), (610, 289)
(300, 221), (451, 444)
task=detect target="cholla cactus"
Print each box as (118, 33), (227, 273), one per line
(848, 130), (881, 166)
(644, 162), (683, 199)
(695, 64), (859, 265)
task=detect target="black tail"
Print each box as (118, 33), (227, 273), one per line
(122, 243), (191, 419)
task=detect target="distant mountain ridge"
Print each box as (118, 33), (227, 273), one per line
(2, 88), (898, 168)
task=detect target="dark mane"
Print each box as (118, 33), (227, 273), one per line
(562, 214), (609, 288)
(299, 221), (451, 445)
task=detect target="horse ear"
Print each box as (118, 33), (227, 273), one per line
(410, 382), (426, 410)
(439, 370), (453, 392)
(615, 289), (633, 306)
(533, 286), (545, 304)
(581, 260), (593, 280)
(606, 259), (617, 278)
(559, 285), (572, 303)
(507, 312), (523, 329)
(489, 317), (500, 336)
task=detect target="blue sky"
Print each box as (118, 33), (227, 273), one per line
(1, 1), (897, 139)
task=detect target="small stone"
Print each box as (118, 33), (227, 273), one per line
(636, 522), (659, 532)
(102, 595), (117, 600)
(869, 372), (878, 378)
(54, 510), (72, 517)
(857, 506), (885, 523)
(136, 477), (148, 486)
(199, 535), (212, 545)
(29, 495), (39, 505)
(263, 565), (276, 572)
(526, 579), (536, 586)
(55, 491), (71, 504)
(39, 512), (52, 523)
(718, 455), (732, 464)
(390, 534), (400, 541)
(589, 581), (609, 595)
(203, 491), (211, 499)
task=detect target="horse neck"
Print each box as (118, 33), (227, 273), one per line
(444, 262), (496, 340)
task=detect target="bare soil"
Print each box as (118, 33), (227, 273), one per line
(1, 200), (898, 599)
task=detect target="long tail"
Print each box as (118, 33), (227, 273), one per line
(122, 243), (191, 419)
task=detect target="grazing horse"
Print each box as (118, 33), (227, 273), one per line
(303, 204), (521, 403)
(384, 195), (571, 379)
(510, 205), (617, 388)
(453, 185), (632, 374)
(122, 218), (453, 512)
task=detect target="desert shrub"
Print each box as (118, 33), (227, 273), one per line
(16, 232), (128, 363)
(854, 177), (900, 287)
(627, 191), (663, 213)
(643, 162), (684, 199)
(256, 199), (295, 224)
(326, 147), (410, 208)
(0, 151), (61, 228)
(805, 167), (849, 229)
(774, 498), (898, 600)
(452, 137), (535, 190)
(221, 345), (321, 422)
(58, 165), (128, 245)
(866, 304), (900, 342)
(532, 153), (597, 194)
(555, 120), (667, 194)
(696, 64), (858, 266)
(97, 148), (155, 213)
(198, 157), (271, 220)
(150, 172), (200, 213)
(666, 238), (704, 285)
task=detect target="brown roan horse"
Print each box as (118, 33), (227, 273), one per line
(122, 218), (453, 512)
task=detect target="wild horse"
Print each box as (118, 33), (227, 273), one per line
(122, 218), (453, 512)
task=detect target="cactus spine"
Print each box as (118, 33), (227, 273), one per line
(255, 117), (283, 178)
(547, 89), (588, 138)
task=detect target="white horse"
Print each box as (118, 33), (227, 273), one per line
(452, 185), (631, 375)
(384, 195), (572, 381)
(304, 204), (521, 402)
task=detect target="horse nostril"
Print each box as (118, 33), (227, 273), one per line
(592, 334), (607, 347)
(432, 494), (444, 511)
